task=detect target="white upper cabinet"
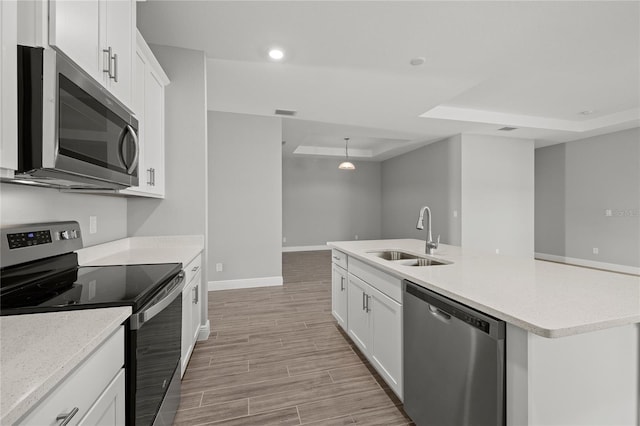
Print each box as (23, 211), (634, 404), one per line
(49, 0), (135, 109)
(120, 31), (169, 198)
(1, 0), (18, 174)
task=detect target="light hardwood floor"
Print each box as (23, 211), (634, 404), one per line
(173, 250), (414, 426)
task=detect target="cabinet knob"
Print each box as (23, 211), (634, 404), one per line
(192, 265), (200, 272)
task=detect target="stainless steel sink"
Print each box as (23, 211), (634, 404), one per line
(367, 250), (449, 266)
(368, 250), (421, 261)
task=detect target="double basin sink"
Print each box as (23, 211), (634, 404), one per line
(367, 250), (450, 267)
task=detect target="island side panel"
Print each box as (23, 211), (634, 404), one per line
(528, 324), (638, 425)
(506, 324), (529, 426)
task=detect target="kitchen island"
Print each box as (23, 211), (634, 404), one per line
(329, 239), (640, 426)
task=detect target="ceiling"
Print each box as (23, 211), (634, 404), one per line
(137, 1), (640, 160)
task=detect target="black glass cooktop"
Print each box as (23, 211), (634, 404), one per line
(0, 253), (182, 315)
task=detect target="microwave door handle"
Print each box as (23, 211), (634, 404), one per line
(120, 125), (139, 174)
(130, 272), (185, 330)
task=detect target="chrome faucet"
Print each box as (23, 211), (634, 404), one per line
(416, 206), (440, 254)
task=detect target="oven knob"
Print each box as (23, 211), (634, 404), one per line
(60, 231), (70, 240)
(70, 229), (78, 239)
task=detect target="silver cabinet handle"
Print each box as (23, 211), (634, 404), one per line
(332, 255), (340, 261)
(192, 285), (199, 304)
(340, 276), (344, 291)
(103, 47), (113, 77)
(151, 168), (156, 186)
(56, 407), (79, 426)
(362, 292), (366, 311)
(192, 265), (200, 272)
(147, 168), (153, 186)
(365, 295), (371, 313)
(112, 52), (118, 82)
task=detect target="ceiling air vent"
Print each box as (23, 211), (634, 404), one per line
(498, 126), (518, 131)
(274, 109), (297, 116)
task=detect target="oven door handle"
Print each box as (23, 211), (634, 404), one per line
(130, 272), (185, 330)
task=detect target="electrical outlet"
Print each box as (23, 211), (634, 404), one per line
(495, 248), (500, 254)
(216, 263), (223, 272)
(283, 236), (286, 243)
(605, 209), (612, 217)
(89, 216), (97, 234)
(593, 248), (599, 255)
(453, 210), (458, 218)
(355, 235), (359, 240)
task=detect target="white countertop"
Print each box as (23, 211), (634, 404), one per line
(0, 307), (131, 425)
(328, 239), (640, 338)
(77, 235), (204, 267)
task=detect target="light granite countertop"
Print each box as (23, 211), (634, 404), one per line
(0, 307), (131, 425)
(77, 235), (204, 267)
(328, 239), (640, 338)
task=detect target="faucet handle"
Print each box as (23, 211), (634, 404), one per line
(436, 235), (440, 249)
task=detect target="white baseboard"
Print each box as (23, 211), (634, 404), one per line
(535, 252), (640, 275)
(208, 276), (283, 291)
(282, 245), (330, 252)
(197, 320), (210, 341)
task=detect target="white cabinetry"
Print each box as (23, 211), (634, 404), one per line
(181, 253), (203, 377)
(17, 327), (125, 426)
(120, 31), (169, 198)
(336, 257), (404, 400)
(0, 0), (18, 174)
(331, 250), (348, 331)
(49, 0), (135, 108)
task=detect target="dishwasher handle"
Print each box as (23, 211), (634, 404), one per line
(404, 280), (505, 340)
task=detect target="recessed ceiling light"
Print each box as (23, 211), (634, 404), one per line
(410, 57), (426, 66)
(579, 110), (596, 115)
(268, 48), (285, 61)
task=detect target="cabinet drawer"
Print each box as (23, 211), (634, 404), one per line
(331, 250), (348, 269)
(18, 326), (124, 425)
(349, 258), (402, 303)
(184, 254), (202, 285)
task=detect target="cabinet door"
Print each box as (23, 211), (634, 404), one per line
(190, 272), (202, 343)
(331, 264), (348, 330)
(101, 0), (133, 107)
(77, 369), (125, 426)
(369, 286), (403, 400)
(49, 0), (101, 83)
(144, 69), (165, 195)
(347, 274), (371, 354)
(1, 0), (18, 172)
(181, 279), (194, 378)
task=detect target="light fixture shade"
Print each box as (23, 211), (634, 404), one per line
(339, 137), (355, 170)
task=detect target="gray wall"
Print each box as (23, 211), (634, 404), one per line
(283, 157), (381, 247)
(0, 184), (127, 246)
(208, 111), (282, 282)
(536, 127), (640, 267)
(461, 134), (535, 256)
(535, 143), (566, 256)
(381, 136), (462, 245)
(126, 44), (209, 320)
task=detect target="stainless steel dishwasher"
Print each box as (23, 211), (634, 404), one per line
(403, 280), (506, 426)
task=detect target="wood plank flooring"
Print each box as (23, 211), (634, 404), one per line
(173, 250), (414, 426)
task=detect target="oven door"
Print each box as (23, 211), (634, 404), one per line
(129, 272), (185, 426)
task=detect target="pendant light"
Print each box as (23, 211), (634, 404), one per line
(338, 137), (355, 170)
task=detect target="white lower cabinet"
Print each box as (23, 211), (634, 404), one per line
(18, 327), (125, 426)
(344, 268), (403, 400)
(331, 263), (348, 331)
(77, 369), (125, 426)
(181, 253), (203, 377)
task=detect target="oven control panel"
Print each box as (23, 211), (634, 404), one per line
(1, 221), (83, 268)
(7, 230), (53, 249)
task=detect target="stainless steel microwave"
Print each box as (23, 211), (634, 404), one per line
(12, 46), (139, 190)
